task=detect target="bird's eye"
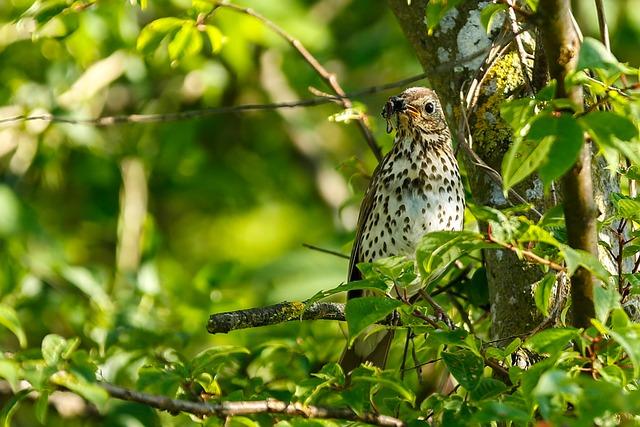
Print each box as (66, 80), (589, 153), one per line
(424, 102), (435, 114)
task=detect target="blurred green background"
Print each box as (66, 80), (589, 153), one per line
(0, 0), (639, 425)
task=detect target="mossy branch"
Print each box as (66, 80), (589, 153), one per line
(207, 302), (347, 334)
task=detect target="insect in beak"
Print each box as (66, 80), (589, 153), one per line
(381, 96), (405, 134)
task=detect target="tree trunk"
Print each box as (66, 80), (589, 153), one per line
(387, 1), (620, 340)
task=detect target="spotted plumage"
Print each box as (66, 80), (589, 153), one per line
(340, 87), (465, 372)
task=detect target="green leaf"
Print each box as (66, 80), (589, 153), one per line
(344, 296), (401, 344)
(137, 366), (183, 396)
(425, 0), (465, 35)
(204, 25), (224, 53)
(312, 363), (345, 387)
(0, 359), (20, 392)
(561, 246), (610, 281)
(50, 371), (109, 409)
(306, 278), (388, 305)
(61, 266), (113, 311)
(168, 22), (203, 61)
(42, 334), (67, 366)
(533, 370), (581, 419)
(35, 390), (50, 425)
(136, 17), (184, 55)
(416, 231), (495, 285)
(537, 115), (584, 187)
(594, 285), (621, 323)
(470, 377), (507, 401)
(0, 304), (27, 348)
(577, 37), (627, 74)
(500, 97), (536, 131)
(607, 325), (640, 378)
(610, 193), (640, 221)
(0, 388), (31, 427)
(22, 0), (70, 24)
(442, 350), (484, 391)
(501, 118), (553, 191)
(190, 346), (250, 376)
(474, 400), (531, 423)
(579, 111), (639, 164)
(351, 374), (416, 404)
(480, 3), (507, 33)
(503, 112), (584, 191)
(526, 327), (578, 354)
(534, 273), (557, 317)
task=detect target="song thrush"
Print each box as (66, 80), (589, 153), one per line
(339, 87), (465, 372)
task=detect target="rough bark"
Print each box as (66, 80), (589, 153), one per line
(387, 1), (619, 339)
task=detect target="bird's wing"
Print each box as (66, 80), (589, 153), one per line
(347, 159), (386, 286)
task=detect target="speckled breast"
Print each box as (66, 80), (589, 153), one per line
(357, 136), (464, 264)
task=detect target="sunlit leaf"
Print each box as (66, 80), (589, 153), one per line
(526, 327), (578, 354)
(534, 273), (557, 317)
(561, 246), (610, 281)
(0, 389), (31, 427)
(611, 193), (640, 221)
(442, 350), (484, 391)
(190, 346), (250, 376)
(425, 0), (465, 35)
(344, 296), (401, 344)
(137, 17), (184, 55)
(50, 371), (109, 409)
(204, 25), (224, 53)
(480, 3), (507, 33)
(470, 378), (507, 401)
(306, 278), (389, 305)
(607, 325), (640, 378)
(577, 37), (629, 74)
(579, 111), (640, 165)
(0, 304), (27, 348)
(0, 359), (20, 392)
(60, 266), (113, 312)
(501, 130), (552, 192)
(168, 22), (203, 61)
(594, 284), (621, 323)
(42, 334), (67, 366)
(537, 115), (584, 187)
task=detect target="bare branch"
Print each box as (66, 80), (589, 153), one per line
(100, 382), (404, 426)
(486, 231), (566, 272)
(208, 301), (348, 334)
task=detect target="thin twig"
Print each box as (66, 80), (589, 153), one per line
(418, 289), (455, 329)
(213, 0), (382, 161)
(594, 0), (610, 51)
(98, 382), (404, 426)
(302, 243), (349, 259)
(506, 0), (533, 92)
(486, 233), (566, 272)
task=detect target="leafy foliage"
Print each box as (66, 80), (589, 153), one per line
(0, 1), (640, 426)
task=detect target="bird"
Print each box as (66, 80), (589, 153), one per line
(339, 87), (465, 373)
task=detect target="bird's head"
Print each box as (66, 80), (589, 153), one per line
(382, 87), (447, 135)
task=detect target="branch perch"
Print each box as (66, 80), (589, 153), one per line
(207, 301), (348, 334)
(99, 382), (404, 426)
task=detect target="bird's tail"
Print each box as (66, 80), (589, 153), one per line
(339, 327), (394, 373)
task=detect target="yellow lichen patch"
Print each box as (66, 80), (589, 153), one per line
(283, 301), (307, 320)
(472, 51), (526, 157)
